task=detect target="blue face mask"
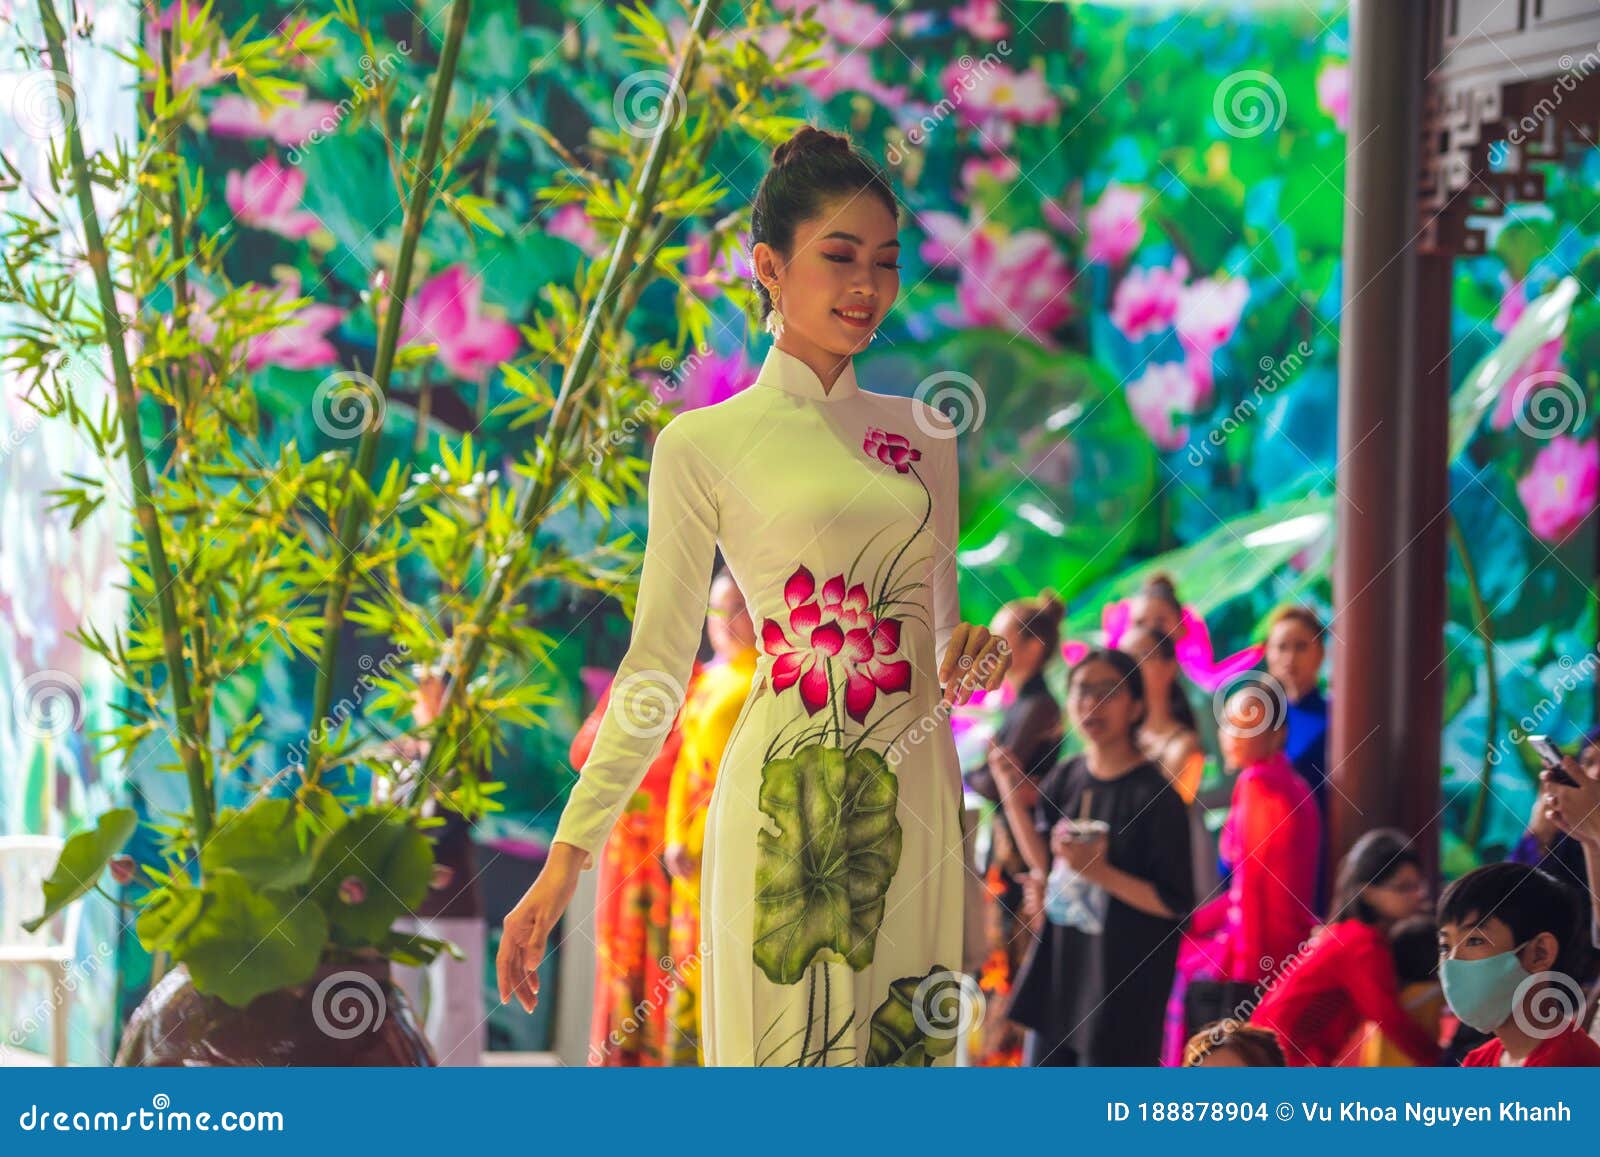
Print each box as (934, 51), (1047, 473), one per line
(1439, 941), (1532, 1033)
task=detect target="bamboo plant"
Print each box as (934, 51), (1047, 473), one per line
(2, 0), (818, 1009)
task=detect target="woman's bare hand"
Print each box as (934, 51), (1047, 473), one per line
(939, 623), (1011, 707)
(496, 844), (585, 1013)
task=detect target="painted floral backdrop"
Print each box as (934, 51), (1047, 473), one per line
(2, 0), (1595, 1058)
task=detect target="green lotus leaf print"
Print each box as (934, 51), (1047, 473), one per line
(864, 966), (963, 1067)
(752, 742), (903, 986)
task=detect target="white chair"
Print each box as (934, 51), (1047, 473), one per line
(0, 836), (83, 1066)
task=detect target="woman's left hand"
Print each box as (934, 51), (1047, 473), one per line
(938, 622), (1011, 707)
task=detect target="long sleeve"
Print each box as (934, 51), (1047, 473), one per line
(925, 407), (961, 673)
(1344, 933), (1443, 1066)
(551, 417), (719, 869)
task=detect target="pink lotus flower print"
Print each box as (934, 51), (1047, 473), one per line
(225, 156), (321, 239)
(657, 347), (757, 411)
(1518, 435), (1599, 542)
(1126, 360), (1209, 451)
(939, 227), (1074, 343)
(951, 0), (1011, 39)
(761, 565), (912, 722)
(1176, 274), (1250, 357)
(1317, 63), (1350, 131)
(207, 88), (339, 148)
(939, 60), (1059, 149)
(863, 427), (922, 473)
(547, 203), (606, 258)
(400, 266), (521, 383)
(1111, 256), (1189, 341)
(1086, 183), (1146, 266)
(1492, 275), (1568, 431)
(195, 274), (341, 372)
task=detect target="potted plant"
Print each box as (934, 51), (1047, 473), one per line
(1, 0), (801, 1063)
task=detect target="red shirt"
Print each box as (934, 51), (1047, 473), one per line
(1462, 1025), (1600, 1067)
(1251, 918), (1442, 1067)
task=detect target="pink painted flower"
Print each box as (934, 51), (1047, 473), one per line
(961, 153), (1019, 194)
(657, 347), (757, 411)
(863, 427), (922, 473)
(939, 60), (1059, 148)
(776, 0), (892, 47)
(760, 565), (912, 722)
(108, 855), (136, 886)
(1317, 62), (1350, 132)
(939, 228), (1074, 343)
(208, 273), (341, 372)
(685, 231), (753, 301)
(952, 0), (1011, 39)
(547, 203), (606, 258)
(1042, 193), (1079, 237)
(1110, 256), (1189, 341)
(795, 44), (907, 105)
(1126, 361), (1207, 451)
(338, 875), (367, 905)
(400, 266), (522, 383)
(1518, 435), (1599, 542)
(1492, 275), (1567, 431)
(1085, 183), (1145, 266)
(146, 1), (228, 91)
(225, 156), (321, 239)
(207, 89), (340, 148)
(1176, 274), (1250, 357)
(1099, 600), (1265, 692)
(899, 10), (937, 36)
(918, 210), (978, 267)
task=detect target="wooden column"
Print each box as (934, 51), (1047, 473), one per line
(1329, 0), (1438, 875)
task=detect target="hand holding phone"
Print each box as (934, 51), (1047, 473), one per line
(1529, 735), (1579, 787)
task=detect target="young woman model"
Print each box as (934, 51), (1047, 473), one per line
(495, 126), (1011, 1066)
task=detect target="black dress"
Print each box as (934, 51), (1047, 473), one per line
(1005, 755), (1193, 1066)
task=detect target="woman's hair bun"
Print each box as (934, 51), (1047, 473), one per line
(772, 125), (853, 169)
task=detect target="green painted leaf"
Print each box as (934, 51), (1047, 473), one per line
(179, 869), (327, 1009)
(309, 808), (433, 944)
(752, 744), (902, 985)
(21, 808), (138, 934)
(134, 874), (204, 953)
(864, 966), (962, 1067)
(1448, 276), (1579, 462)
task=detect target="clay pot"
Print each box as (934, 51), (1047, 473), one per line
(114, 958), (436, 1066)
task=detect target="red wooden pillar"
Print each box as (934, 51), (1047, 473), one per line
(1329, 0), (1440, 876)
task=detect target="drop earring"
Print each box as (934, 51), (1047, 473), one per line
(764, 286), (785, 338)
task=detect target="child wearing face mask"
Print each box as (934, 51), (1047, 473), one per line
(1439, 862), (1600, 1066)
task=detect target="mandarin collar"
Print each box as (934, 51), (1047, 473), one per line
(755, 343), (860, 402)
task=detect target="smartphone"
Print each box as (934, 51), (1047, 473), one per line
(1529, 735), (1579, 787)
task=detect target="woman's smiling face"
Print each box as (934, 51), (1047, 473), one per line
(753, 191), (901, 357)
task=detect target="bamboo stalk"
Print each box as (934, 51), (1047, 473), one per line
(304, 0), (475, 782)
(37, 0), (214, 840)
(417, 0), (725, 795)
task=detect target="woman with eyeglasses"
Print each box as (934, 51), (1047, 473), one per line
(1249, 828), (1442, 1066)
(991, 648), (1194, 1065)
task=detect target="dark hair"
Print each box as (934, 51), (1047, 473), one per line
(1330, 828), (1423, 925)
(1183, 1022), (1286, 1067)
(1438, 862), (1585, 976)
(749, 126), (900, 325)
(1120, 625), (1198, 731)
(1268, 604), (1327, 644)
(1002, 588), (1066, 663)
(1388, 916), (1440, 986)
(1138, 572), (1183, 617)
(1067, 648), (1146, 744)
